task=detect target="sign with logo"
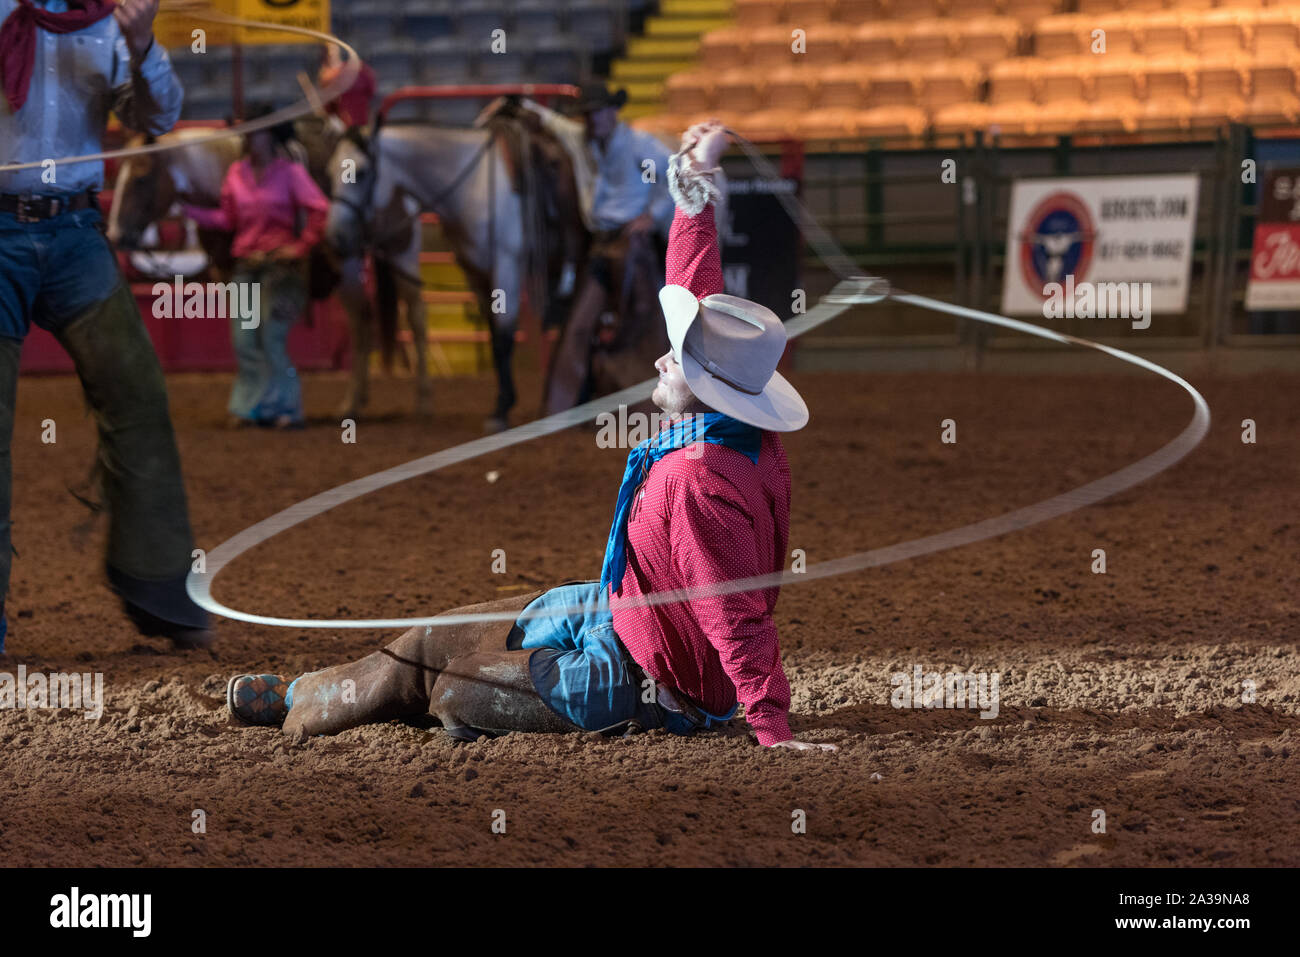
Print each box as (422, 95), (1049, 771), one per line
(234, 0), (330, 44)
(1245, 166), (1300, 310)
(1001, 175), (1199, 316)
(154, 0), (329, 48)
(721, 176), (801, 320)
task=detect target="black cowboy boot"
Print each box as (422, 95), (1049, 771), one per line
(53, 281), (211, 648)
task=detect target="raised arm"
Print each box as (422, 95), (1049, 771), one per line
(109, 0), (183, 136)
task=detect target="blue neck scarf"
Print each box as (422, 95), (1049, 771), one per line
(599, 412), (761, 597)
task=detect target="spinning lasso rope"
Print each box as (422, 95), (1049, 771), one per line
(183, 132), (1210, 630)
(0, 4), (361, 175)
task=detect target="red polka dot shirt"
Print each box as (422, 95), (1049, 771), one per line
(610, 203), (794, 746)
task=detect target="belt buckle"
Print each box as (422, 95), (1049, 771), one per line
(15, 198), (40, 224)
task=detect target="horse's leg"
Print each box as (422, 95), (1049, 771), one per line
(394, 230), (432, 417)
(336, 256), (371, 419)
(476, 236), (521, 435)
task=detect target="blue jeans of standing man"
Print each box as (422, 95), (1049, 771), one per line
(229, 259), (306, 425)
(0, 204), (208, 652)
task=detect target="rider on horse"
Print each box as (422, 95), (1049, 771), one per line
(518, 82), (676, 415)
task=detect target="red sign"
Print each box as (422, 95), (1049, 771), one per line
(1246, 167), (1300, 310)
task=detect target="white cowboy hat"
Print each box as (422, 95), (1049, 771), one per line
(659, 285), (809, 432)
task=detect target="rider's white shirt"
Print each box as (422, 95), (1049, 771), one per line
(0, 0), (184, 196)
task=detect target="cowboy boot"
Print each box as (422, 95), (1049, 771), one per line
(282, 588), (548, 737)
(53, 281), (211, 647)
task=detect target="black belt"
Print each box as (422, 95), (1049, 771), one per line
(0, 189), (98, 224)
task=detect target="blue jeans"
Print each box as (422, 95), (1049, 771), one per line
(228, 261), (306, 423)
(0, 207), (121, 338)
(0, 204), (209, 651)
(510, 582), (685, 733)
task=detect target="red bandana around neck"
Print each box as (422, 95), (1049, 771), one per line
(0, 0), (117, 113)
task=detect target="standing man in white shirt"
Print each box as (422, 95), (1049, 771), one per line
(518, 82), (676, 414)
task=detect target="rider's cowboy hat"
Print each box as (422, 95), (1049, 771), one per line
(658, 286), (809, 432)
(574, 81), (628, 113)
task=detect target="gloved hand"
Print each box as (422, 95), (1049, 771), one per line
(680, 119), (730, 170)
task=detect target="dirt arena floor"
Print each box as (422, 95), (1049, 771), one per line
(1, 360), (1296, 867)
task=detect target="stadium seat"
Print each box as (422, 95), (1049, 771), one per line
(853, 105), (928, 137)
(456, 3), (509, 45)
(700, 26), (751, 64)
(916, 59), (984, 110)
(471, 48), (529, 82)
(1033, 14), (1085, 58)
(1244, 92), (1300, 125)
(714, 68), (769, 114)
(885, 0), (945, 22)
(947, 0), (1001, 18)
(795, 106), (860, 139)
(1134, 96), (1192, 133)
(850, 22), (903, 62)
(401, 2), (455, 40)
(1195, 55), (1247, 102)
(1002, 0), (1062, 26)
(741, 107), (803, 139)
(785, 0), (836, 27)
(168, 52), (205, 89)
(818, 62), (873, 107)
(196, 45), (234, 87)
(837, 0), (884, 21)
(514, 1), (564, 41)
(751, 25), (802, 66)
(803, 22), (853, 62)
(347, 2), (402, 49)
(1250, 54), (1298, 100)
(932, 100), (991, 135)
(1253, 10), (1299, 56)
(365, 40), (421, 84)
(988, 58), (1040, 104)
(900, 20), (956, 62)
(1091, 55), (1144, 103)
(1079, 98), (1140, 134)
(1144, 55), (1192, 102)
(735, 0), (787, 27)
(1090, 15), (1138, 55)
(982, 100), (1042, 136)
(417, 36), (474, 84)
(530, 36), (587, 83)
(1189, 95), (1247, 127)
(1138, 11), (1188, 56)
(766, 64), (821, 110)
(1192, 10), (1249, 57)
(864, 62), (916, 107)
(1039, 55), (1092, 104)
(567, 1), (623, 58)
(956, 17), (1023, 65)
(665, 71), (715, 114)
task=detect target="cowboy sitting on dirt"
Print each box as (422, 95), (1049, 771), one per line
(226, 122), (835, 752)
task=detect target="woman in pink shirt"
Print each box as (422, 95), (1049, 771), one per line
(184, 105), (329, 428)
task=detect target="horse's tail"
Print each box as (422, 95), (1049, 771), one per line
(373, 256), (400, 372)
